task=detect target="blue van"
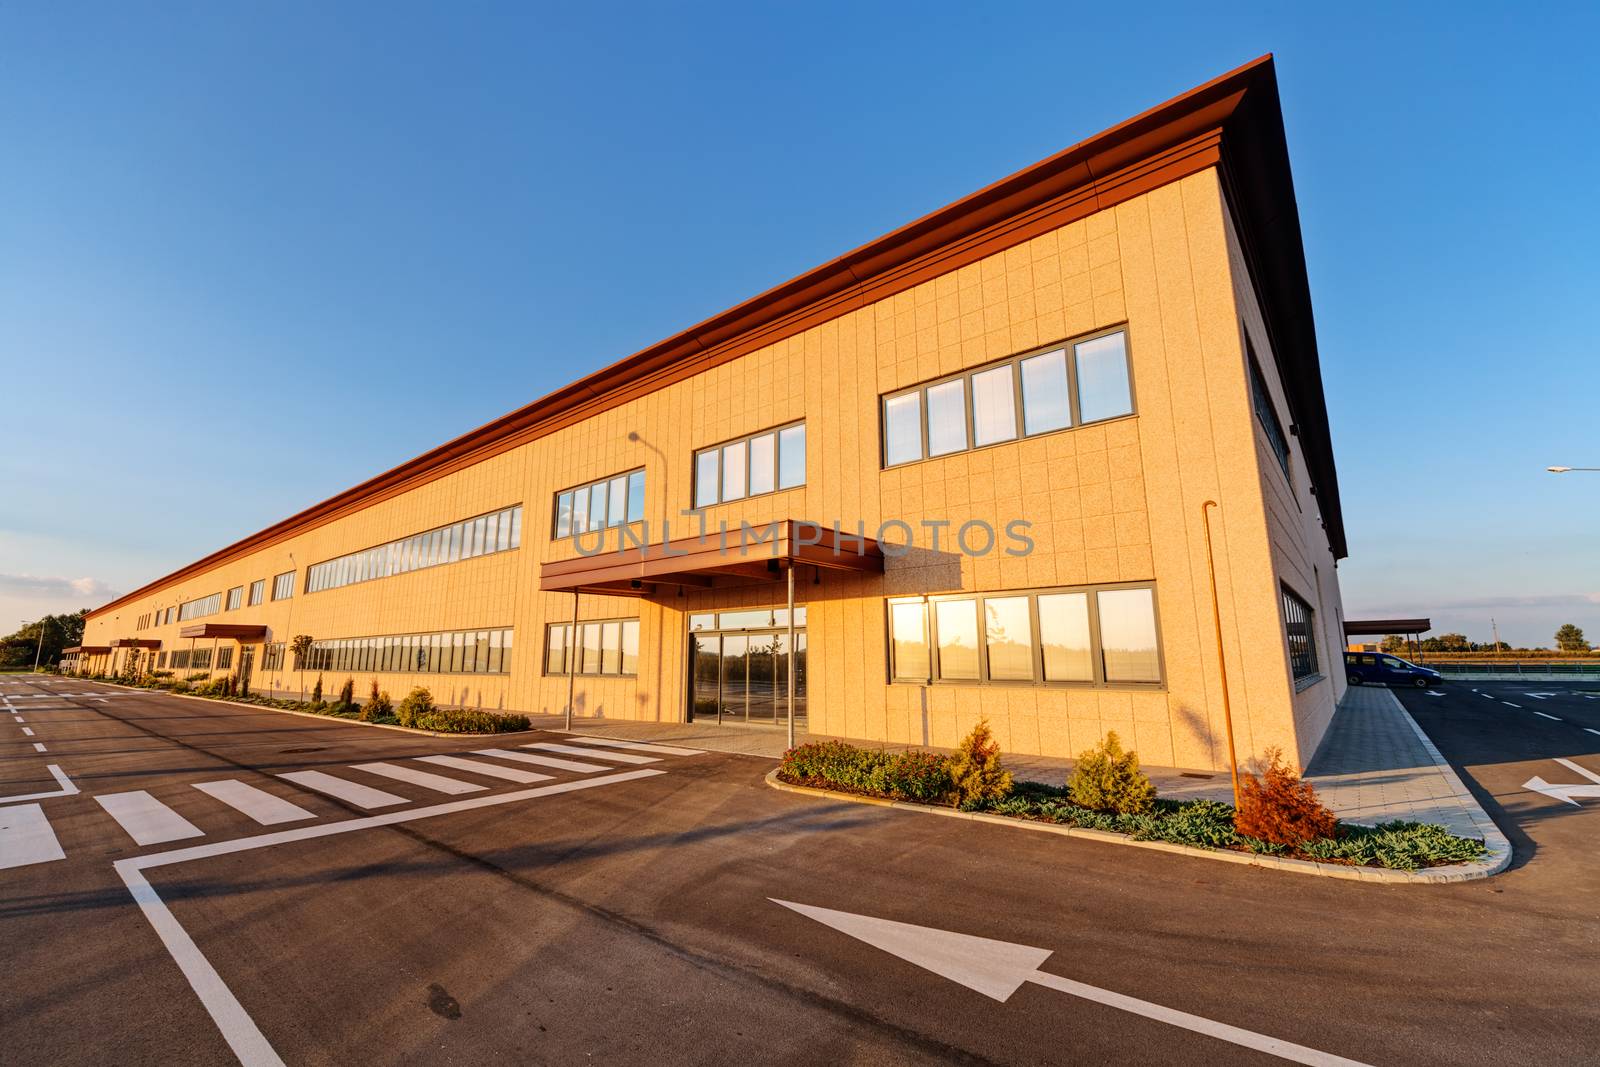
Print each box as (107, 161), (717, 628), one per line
(1344, 651), (1444, 689)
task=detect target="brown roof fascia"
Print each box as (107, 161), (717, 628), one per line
(92, 54), (1340, 618)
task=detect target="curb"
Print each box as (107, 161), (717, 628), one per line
(82, 680), (541, 740)
(763, 769), (1508, 884)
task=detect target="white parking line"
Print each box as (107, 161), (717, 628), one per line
(0, 764), (78, 804)
(1502, 702), (1522, 708)
(192, 781), (317, 826)
(523, 741), (659, 764)
(116, 768), (661, 1067)
(33, 742), (46, 753)
(351, 762), (486, 795)
(1534, 712), (1562, 721)
(277, 770), (408, 810)
(1586, 728), (1600, 737)
(0, 804), (66, 870)
(473, 747), (609, 773)
(1480, 693), (1495, 700)
(21, 727), (34, 736)
(565, 736), (705, 757)
(417, 754), (552, 783)
(96, 791), (207, 846)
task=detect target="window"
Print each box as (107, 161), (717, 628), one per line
(225, 586), (243, 611)
(271, 572), (295, 601)
(248, 579), (265, 606)
(687, 607), (807, 631)
(307, 505), (523, 591)
(1247, 336), (1291, 479)
(164, 606), (176, 625)
(553, 472), (643, 539)
(543, 618), (639, 676)
(178, 593), (222, 622)
(1282, 586), (1320, 682)
(693, 421), (806, 507)
(301, 628), (514, 675)
(887, 583), (1162, 687)
(882, 327), (1133, 467)
(217, 647), (234, 670)
(262, 642), (285, 671)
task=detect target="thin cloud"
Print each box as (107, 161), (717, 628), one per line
(1352, 592), (1600, 614)
(0, 573), (120, 600)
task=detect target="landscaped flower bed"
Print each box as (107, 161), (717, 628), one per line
(777, 732), (1487, 872)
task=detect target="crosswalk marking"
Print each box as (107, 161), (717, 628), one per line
(278, 770), (408, 809)
(351, 762), (486, 795)
(523, 741), (659, 764)
(1534, 712), (1562, 721)
(473, 747), (609, 773)
(96, 791), (206, 846)
(21, 727), (34, 736)
(192, 780), (316, 825)
(0, 804), (66, 870)
(566, 736), (704, 757)
(418, 754), (552, 783)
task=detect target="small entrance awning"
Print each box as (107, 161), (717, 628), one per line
(109, 638), (161, 649)
(1343, 618), (1431, 638)
(540, 519), (884, 597)
(62, 645), (110, 655)
(179, 623), (269, 641)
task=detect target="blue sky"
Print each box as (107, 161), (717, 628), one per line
(2, 2), (1597, 648)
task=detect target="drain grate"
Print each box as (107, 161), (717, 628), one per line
(1179, 772), (1214, 779)
(281, 746), (326, 754)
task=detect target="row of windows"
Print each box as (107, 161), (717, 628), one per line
(305, 506), (523, 595)
(164, 648), (214, 671)
(554, 470), (645, 539)
(1281, 586), (1319, 682)
(694, 422), (806, 508)
(544, 618), (640, 676)
(178, 593), (222, 622)
(883, 328), (1133, 468)
(136, 613), (152, 630)
(688, 607), (807, 632)
(1247, 335), (1292, 480)
(299, 629), (515, 676)
(888, 583), (1162, 687)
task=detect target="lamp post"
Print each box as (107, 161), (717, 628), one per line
(32, 616), (54, 671)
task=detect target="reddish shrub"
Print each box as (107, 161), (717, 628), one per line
(1234, 747), (1337, 845)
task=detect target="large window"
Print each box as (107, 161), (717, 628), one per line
(1281, 585), (1320, 683)
(1247, 335), (1291, 480)
(306, 505), (523, 594)
(262, 642), (285, 671)
(887, 582), (1161, 687)
(225, 586), (244, 611)
(882, 327), (1133, 468)
(553, 471), (644, 539)
(178, 592), (222, 622)
(544, 618), (640, 676)
(303, 628), (514, 675)
(272, 571), (296, 601)
(248, 579), (266, 606)
(694, 421), (806, 508)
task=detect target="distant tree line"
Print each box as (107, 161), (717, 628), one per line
(1377, 623), (1591, 656)
(0, 610), (89, 668)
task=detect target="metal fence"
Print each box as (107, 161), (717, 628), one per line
(1432, 661), (1600, 679)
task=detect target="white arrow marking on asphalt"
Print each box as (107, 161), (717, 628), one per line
(772, 899), (1373, 1066)
(1523, 759), (1600, 806)
(1426, 691), (1446, 697)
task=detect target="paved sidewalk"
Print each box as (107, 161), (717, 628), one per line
(544, 685), (1507, 850)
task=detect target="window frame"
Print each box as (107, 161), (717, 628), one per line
(885, 580), (1164, 690)
(271, 571), (295, 601)
(1280, 583), (1321, 685)
(691, 420), (806, 509)
(1246, 332), (1292, 482)
(541, 617), (640, 677)
(880, 325), (1135, 470)
(551, 469), (645, 541)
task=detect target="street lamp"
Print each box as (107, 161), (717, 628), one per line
(1547, 466), (1600, 473)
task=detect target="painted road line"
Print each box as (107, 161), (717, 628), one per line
(1587, 728), (1600, 737)
(565, 736), (705, 757)
(417, 754), (552, 783)
(277, 770), (408, 810)
(0, 764), (78, 804)
(12, 715), (23, 722)
(21, 727), (35, 736)
(114, 768), (662, 1067)
(0, 804), (67, 870)
(192, 781), (317, 826)
(350, 761), (486, 795)
(1534, 712), (1562, 721)
(523, 741), (660, 764)
(33, 743), (46, 752)
(474, 747), (610, 773)
(1480, 693), (1495, 700)
(1502, 702), (1522, 708)
(96, 791), (207, 846)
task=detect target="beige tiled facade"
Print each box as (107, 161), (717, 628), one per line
(82, 71), (1348, 772)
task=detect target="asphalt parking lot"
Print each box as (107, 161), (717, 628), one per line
(3, 675), (1600, 1066)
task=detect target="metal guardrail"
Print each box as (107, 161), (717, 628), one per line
(1431, 662), (1600, 679)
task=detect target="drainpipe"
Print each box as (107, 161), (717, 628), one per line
(1201, 500), (1241, 808)
(566, 591), (579, 730)
(786, 564), (796, 751)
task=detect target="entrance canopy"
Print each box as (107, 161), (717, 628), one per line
(1343, 618), (1431, 639)
(179, 623), (269, 641)
(62, 645), (110, 655)
(540, 519), (884, 597)
(109, 638), (161, 649)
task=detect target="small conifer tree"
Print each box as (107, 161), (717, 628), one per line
(1068, 731), (1156, 814)
(948, 719), (1014, 808)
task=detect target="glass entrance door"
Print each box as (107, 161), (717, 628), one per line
(688, 624), (806, 727)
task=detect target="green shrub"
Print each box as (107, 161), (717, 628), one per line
(311, 676), (323, 705)
(779, 741), (954, 802)
(412, 707), (531, 733)
(948, 719), (1013, 809)
(395, 687), (436, 728)
(337, 678), (355, 710)
(1067, 731), (1156, 814)
(359, 687), (393, 723)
